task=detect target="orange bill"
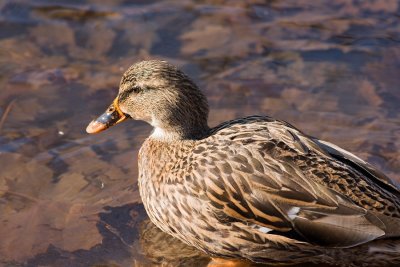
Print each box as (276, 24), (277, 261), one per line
(86, 97), (127, 134)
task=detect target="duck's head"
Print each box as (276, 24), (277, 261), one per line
(86, 60), (209, 140)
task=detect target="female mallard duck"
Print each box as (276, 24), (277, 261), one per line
(86, 60), (400, 267)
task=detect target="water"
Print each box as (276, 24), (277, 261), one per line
(0, 0), (399, 266)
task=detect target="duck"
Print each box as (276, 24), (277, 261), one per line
(86, 60), (400, 267)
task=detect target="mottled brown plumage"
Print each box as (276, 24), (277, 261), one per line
(87, 60), (400, 266)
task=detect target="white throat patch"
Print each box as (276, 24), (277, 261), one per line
(150, 116), (178, 141)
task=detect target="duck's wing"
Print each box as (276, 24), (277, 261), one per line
(272, 116), (400, 195)
(311, 138), (400, 195)
(200, 118), (400, 248)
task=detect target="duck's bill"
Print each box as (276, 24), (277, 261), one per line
(86, 98), (127, 134)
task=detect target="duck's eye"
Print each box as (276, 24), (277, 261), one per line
(119, 86), (142, 101)
(132, 85), (142, 94)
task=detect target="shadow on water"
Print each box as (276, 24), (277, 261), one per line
(1, 0), (400, 266)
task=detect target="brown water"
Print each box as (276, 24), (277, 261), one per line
(1, 0), (400, 266)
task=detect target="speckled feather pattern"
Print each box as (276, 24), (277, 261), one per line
(138, 116), (400, 266)
(99, 60), (400, 266)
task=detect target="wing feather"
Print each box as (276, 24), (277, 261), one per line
(200, 117), (400, 248)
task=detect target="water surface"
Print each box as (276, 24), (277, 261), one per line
(1, 0), (400, 266)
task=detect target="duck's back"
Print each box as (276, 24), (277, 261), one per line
(138, 115), (400, 261)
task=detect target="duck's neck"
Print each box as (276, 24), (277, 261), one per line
(148, 84), (210, 141)
(150, 118), (209, 142)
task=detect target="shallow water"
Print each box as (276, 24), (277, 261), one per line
(0, 0), (400, 266)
